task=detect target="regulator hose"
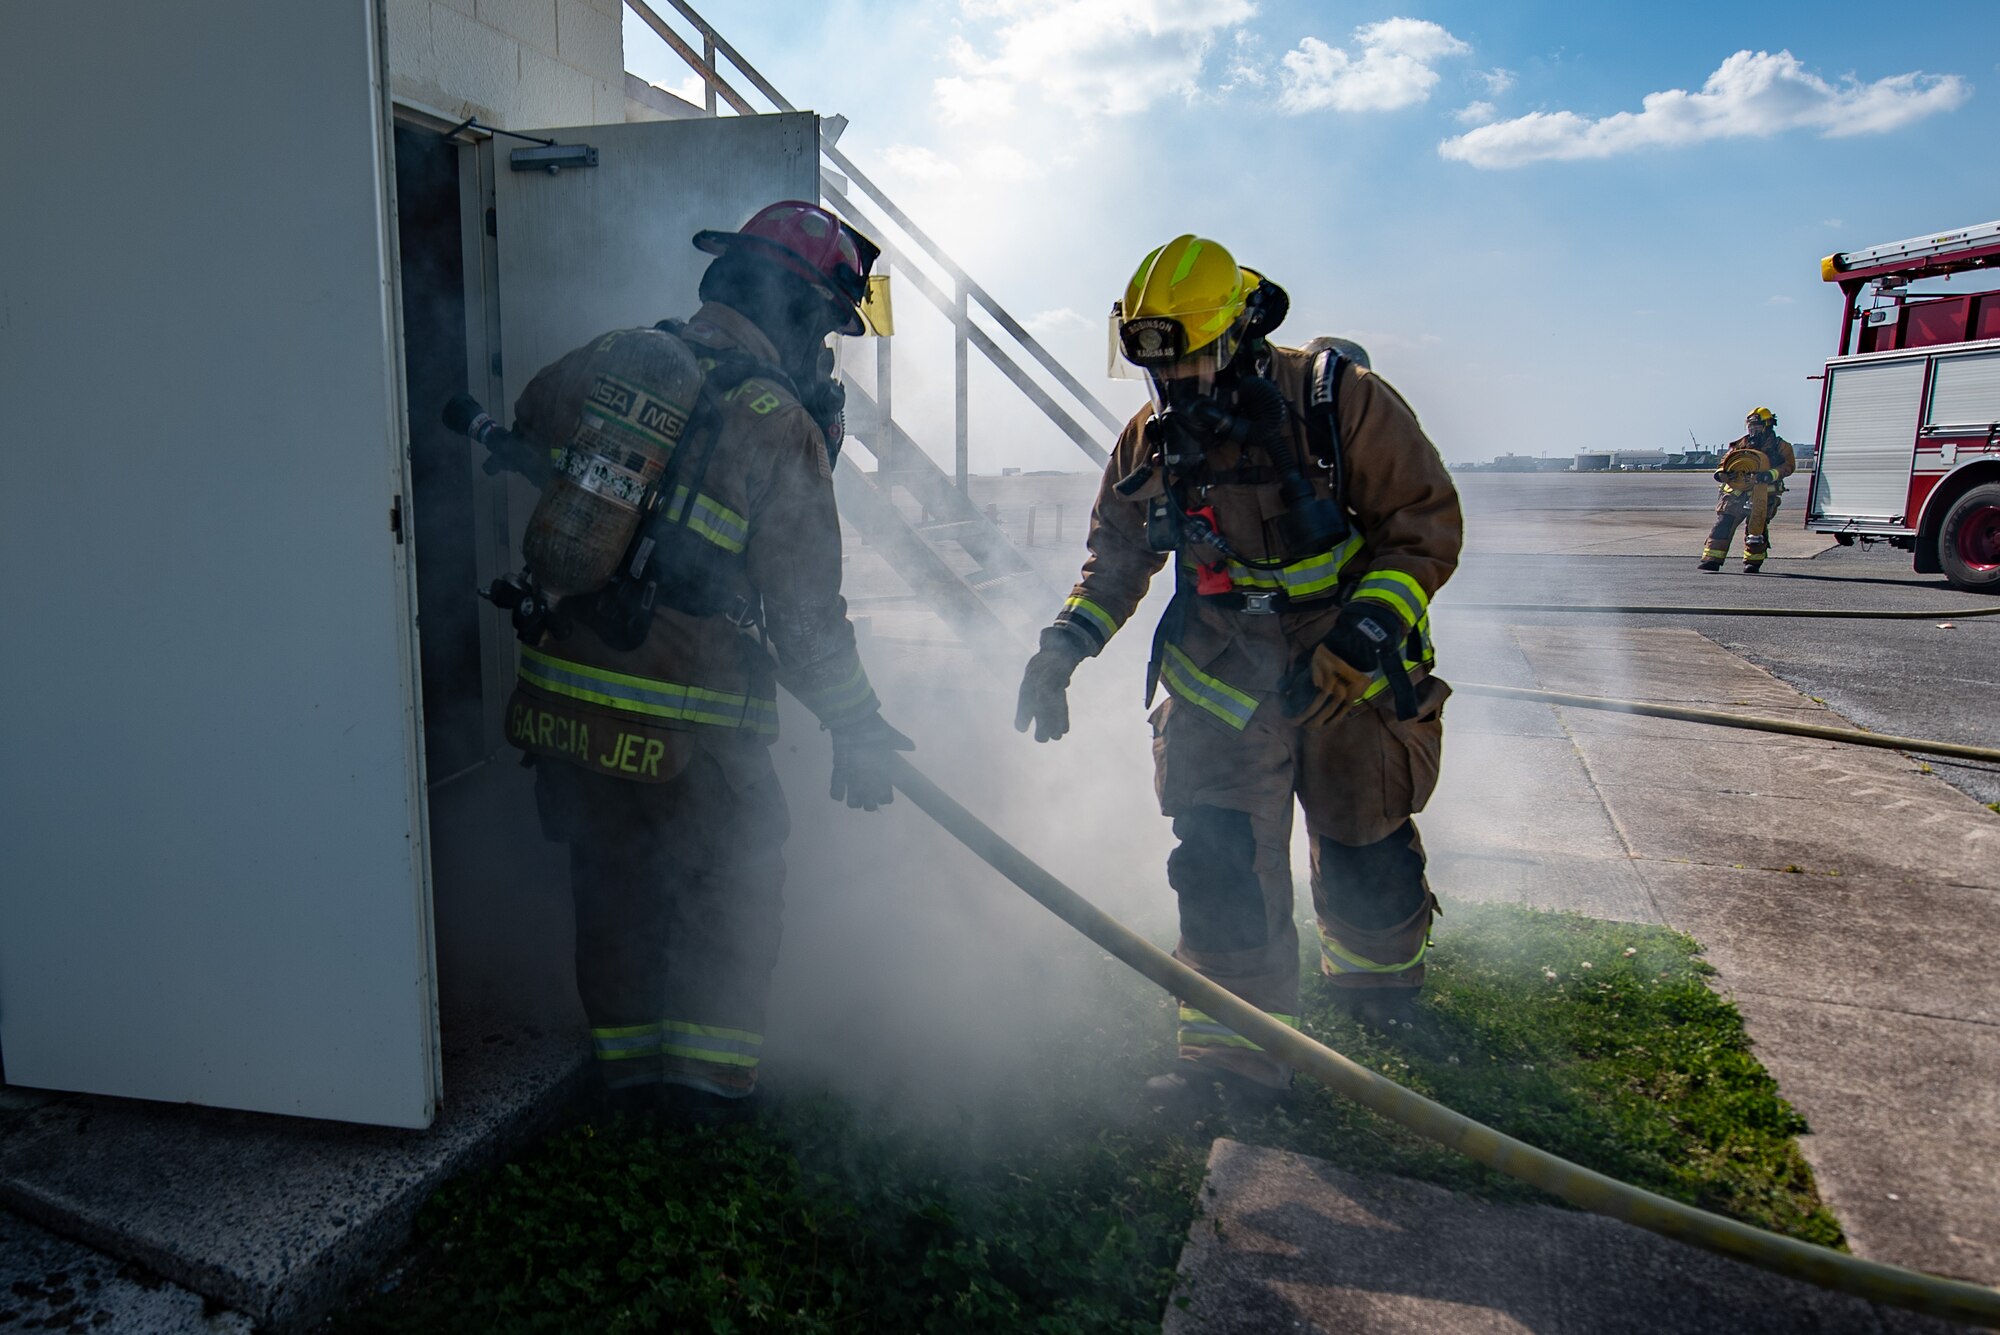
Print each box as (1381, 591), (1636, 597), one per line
(1444, 601), (2000, 620)
(886, 754), (2000, 1327)
(1453, 683), (2000, 767)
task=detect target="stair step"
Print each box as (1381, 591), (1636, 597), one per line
(966, 568), (1043, 594)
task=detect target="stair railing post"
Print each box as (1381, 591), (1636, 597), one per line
(954, 277), (969, 495)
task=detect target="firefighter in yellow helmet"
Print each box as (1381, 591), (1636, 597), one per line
(1016, 235), (1463, 1119)
(1698, 407), (1797, 572)
(490, 202), (911, 1118)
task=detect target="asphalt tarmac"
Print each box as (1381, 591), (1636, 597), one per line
(1441, 472), (1999, 808)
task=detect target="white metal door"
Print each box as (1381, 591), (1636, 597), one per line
(0, 2), (437, 1126)
(1812, 357), (1927, 522)
(478, 115), (822, 424)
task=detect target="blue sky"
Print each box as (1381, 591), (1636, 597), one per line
(627, 1), (1997, 468)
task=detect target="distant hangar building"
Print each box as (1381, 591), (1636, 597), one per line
(1574, 449), (1668, 471)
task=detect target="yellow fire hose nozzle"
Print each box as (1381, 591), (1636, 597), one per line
(887, 753), (2000, 1326)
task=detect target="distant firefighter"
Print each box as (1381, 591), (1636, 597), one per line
(493, 202), (909, 1118)
(1015, 235), (1462, 1123)
(1698, 407), (1797, 572)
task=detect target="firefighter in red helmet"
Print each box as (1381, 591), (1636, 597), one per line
(501, 201), (910, 1116)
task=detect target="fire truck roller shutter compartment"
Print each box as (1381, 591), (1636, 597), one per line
(1927, 350), (2000, 432)
(1813, 357), (1927, 523)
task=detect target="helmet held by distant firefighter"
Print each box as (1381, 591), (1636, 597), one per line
(443, 201), (882, 648)
(1106, 234), (1418, 721)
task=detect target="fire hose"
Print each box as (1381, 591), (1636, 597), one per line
(1447, 601), (2000, 620)
(1451, 683), (2000, 767)
(887, 754), (2000, 1325)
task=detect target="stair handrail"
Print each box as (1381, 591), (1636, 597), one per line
(624, 0), (1128, 470)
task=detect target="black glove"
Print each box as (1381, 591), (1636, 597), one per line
(1014, 625), (1091, 742)
(1712, 469), (1730, 483)
(1755, 469), (1782, 484)
(1321, 599), (1406, 675)
(829, 713), (915, 811)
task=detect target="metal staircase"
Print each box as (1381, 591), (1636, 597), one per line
(625, 0), (1126, 670)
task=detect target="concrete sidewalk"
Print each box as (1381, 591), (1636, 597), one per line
(0, 1011), (583, 1331)
(1166, 1143), (1962, 1334)
(1174, 620), (1999, 1332)
(1428, 623), (2000, 1282)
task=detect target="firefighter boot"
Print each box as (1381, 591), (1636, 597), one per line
(1143, 1060), (1286, 1126)
(1696, 559), (1723, 572)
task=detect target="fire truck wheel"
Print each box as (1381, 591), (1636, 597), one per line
(1937, 481), (2000, 593)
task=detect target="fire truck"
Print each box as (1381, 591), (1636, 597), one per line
(1806, 219), (2000, 591)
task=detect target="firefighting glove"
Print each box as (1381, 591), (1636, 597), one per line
(1014, 625), (1091, 742)
(1281, 600), (1406, 728)
(1754, 469), (1782, 484)
(1712, 469), (1730, 483)
(828, 713), (915, 812)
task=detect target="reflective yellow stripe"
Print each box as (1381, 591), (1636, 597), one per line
(1177, 1006), (1298, 1051)
(659, 1020), (762, 1068)
(795, 652), (876, 726)
(1319, 929), (1429, 975)
(1161, 644), (1258, 731)
(1353, 569), (1427, 627)
(1061, 596), (1118, 640)
(1197, 533), (1362, 600)
(590, 1023), (663, 1061)
(519, 646), (777, 733)
(666, 485), (748, 553)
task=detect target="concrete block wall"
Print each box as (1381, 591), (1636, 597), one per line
(386, 0), (627, 129)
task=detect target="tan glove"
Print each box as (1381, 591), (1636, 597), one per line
(1282, 645), (1377, 729)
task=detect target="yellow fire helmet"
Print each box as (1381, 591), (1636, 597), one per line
(1117, 235), (1249, 380)
(1746, 406), (1777, 428)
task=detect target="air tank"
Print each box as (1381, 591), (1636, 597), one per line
(523, 329), (703, 599)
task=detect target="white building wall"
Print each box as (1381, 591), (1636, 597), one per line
(386, 0), (626, 128)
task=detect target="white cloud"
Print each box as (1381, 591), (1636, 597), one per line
(1455, 100), (1497, 125)
(1478, 67), (1515, 96)
(1439, 49), (1970, 169)
(937, 0), (1258, 119)
(1025, 306), (1095, 333)
(881, 143), (961, 180)
(1278, 18), (1471, 114)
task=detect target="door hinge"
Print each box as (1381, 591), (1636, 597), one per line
(390, 495), (404, 545)
(485, 206), (497, 237)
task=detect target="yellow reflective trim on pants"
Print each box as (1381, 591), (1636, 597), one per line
(519, 646), (778, 733)
(1062, 596), (1118, 640)
(1177, 1006), (1299, 1051)
(590, 1023), (664, 1061)
(659, 1020), (763, 1068)
(1319, 929), (1428, 975)
(1161, 644), (1258, 731)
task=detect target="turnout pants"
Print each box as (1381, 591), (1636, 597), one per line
(1704, 488), (1782, 566)
(534, 742), (790, 1098)
(1151, 676), (1450, 1088)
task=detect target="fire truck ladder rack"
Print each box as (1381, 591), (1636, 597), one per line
(627, 0), (1125, 674)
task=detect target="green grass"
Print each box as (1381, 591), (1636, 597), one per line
(340, 902), (1839, 1334)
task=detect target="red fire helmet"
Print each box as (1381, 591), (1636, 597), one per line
(694, 201), (881, 336)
